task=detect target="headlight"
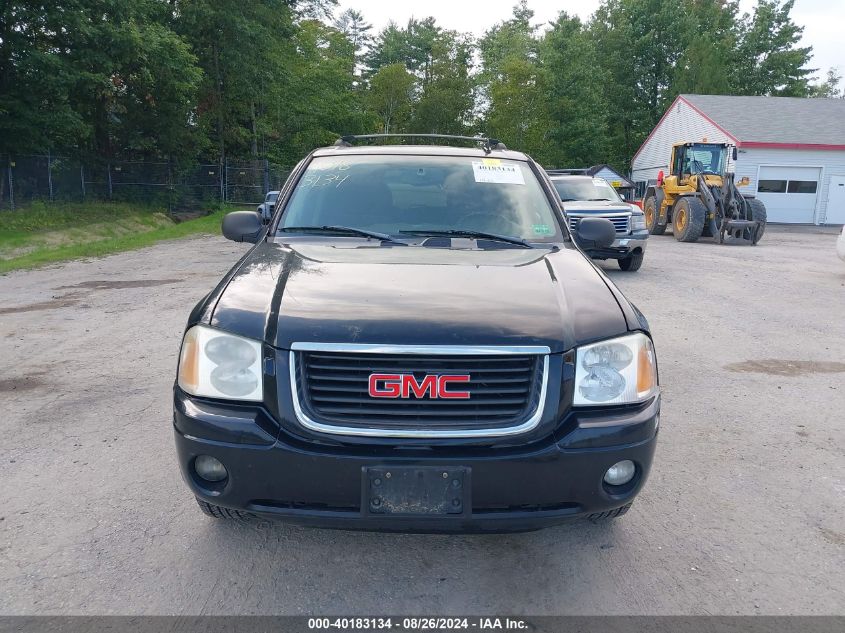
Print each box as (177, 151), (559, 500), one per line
(178, 325), (263, 401)
(631, 214), (646, 231)
(573, 332), (657, 406)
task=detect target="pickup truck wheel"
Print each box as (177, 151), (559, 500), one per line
(617, 251), (643, 271)
(644, 197), (667, 235)
(195, 497), (254, 521)
(588, 503), (632, 522)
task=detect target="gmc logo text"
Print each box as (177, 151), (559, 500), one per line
(368, 374), (471, 399)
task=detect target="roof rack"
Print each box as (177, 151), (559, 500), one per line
(545, 168), (589, 176)
(334, 134), (507, 153)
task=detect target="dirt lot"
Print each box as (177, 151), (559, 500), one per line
(1, 226), (843, 615)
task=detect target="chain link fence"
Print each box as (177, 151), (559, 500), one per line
(0, 154), (291, 211)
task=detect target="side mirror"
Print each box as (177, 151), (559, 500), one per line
(575, 217), (616, 250)
(222, 211), (263, 243)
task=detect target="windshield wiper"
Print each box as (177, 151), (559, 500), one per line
(587, 198), (614, 201)
(400, 229), (537, 249)
(279, 225), (406, 245)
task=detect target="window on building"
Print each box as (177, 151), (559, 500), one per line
(758, 180), (787, 193)
(786, 180), (818, 194)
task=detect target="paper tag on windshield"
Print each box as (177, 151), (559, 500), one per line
(472, 160), (525, 185)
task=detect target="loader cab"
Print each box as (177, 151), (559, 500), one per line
(670, 143), (733, 182)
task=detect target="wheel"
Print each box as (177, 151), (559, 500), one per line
(744, 198), (767, 243)
(588, 503), (632, 523)
(644, 196), (667, 235)
(617, 251), (644, 271)
(195, 497), (254, 520)
(672, 197), (706, 242)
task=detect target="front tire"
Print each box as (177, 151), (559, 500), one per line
(195, 497), (253, 521)
(588, 503), (632, 522)
(618, 251), (644, 271)
(672, 197), (706, 242)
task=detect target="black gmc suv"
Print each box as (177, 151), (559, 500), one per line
(174, 135), (660, 532)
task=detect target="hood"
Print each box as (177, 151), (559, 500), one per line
(209, 239), (629, 353)
(563, 201), (635, 213)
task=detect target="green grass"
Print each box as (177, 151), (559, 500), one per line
(0, 201), (229, 274)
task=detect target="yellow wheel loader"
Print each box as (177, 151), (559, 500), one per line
(643, 142), (767, 244)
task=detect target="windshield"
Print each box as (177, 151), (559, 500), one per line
(278, 155), (562, 242)
(685, 144), (727, 175)
(552, 178), (622, 202)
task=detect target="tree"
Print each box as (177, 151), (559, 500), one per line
(810, 68), (844, 98)
(591, 0), (694, 163)
(0, 1), (201, 160)
(478, 0), (537, 83)
(335, 8), (372, 80)
(107, 20), (202, 159)
(672, 0), (739, 96)
(734, 0), (814, 96)
(541, 13), (610, 167)
(363, 18), (476, 136)
(364, 21), (412, 73)
(176, 0), (297, 160)
(275, 19), (368, 162)
(411, 32), (476, 134)
(0, 0), (824, 173)
(0, 2), (86, 154)
(367, 64), (415, 133)
(673, 35), (733, 96)
(479, 2), (549, 155)
(485, 56), (551, 156)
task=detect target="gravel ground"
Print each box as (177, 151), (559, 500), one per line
(1, 226), (843, 615)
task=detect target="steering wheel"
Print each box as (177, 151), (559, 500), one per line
(460, 212), (523, 236)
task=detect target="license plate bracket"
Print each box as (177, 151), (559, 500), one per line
(362, 466), (469, 516)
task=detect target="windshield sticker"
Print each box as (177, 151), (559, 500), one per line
(532, 224), (552, 235)
(472, 161), (525, 185)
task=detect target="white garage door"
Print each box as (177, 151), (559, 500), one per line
(756, 166), (820, 223)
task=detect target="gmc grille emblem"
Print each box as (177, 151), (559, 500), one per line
(368, 374), (471, 399)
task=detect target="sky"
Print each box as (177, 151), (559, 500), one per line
(335, 0), (843, 90)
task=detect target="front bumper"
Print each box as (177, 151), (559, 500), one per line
(173, 390), (659, 532)
(585, 232), (649, 261)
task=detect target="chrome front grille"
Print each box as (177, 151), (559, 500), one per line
(289, 344), (549, 438)
(568, 213), (630, 234)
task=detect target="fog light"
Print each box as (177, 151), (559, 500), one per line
(194, 455), (228, 482)
(604, 460), (636, 486)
